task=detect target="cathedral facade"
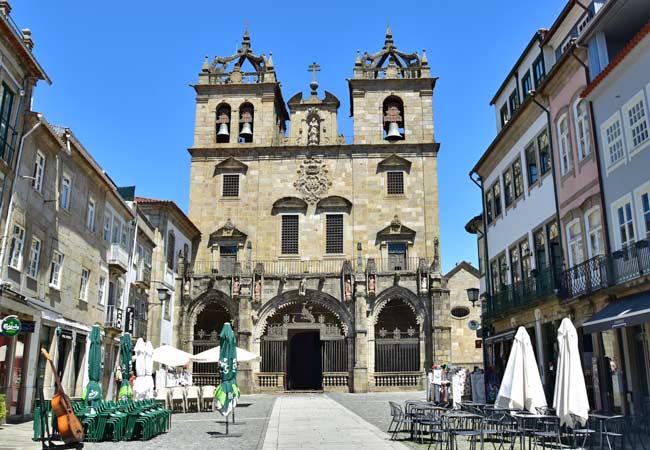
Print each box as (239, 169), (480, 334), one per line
(176, 28), (450, 393)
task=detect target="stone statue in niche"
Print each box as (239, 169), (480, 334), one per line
(367, 274), (376, 295)
(307, 116), (319, 146)
(232, 276), (240, 297)
(254, 277), (262, 300)
(344, 276), (353, 301)
(299, 277), (307, 296)
(433, 237), (440, 272)
(420, 274), (427, 292)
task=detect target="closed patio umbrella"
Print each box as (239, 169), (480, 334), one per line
(84, 325), (103, 407)
(118, 333), (133, 400)
(191, 345), (258, 363)
(214, 323), (240, 418)
(144, 340), (155, 399)
(553, 318), (589, 428)
(133, 338), (147, 400)
(495, 326), (547, 412)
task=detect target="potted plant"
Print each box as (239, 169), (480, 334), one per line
(0, 393), (7, 425)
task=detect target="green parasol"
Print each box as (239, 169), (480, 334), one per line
(214, 323), (240, 417)
(118, 333), (133, 400)
(83, 325), (102, 407)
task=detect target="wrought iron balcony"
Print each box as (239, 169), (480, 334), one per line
(104, 304), (122, 330)
(485, 266), (559, 321)
(560, 237), (650, 301)
(108, 244), (129, 273)
(135, 263), (151, 287)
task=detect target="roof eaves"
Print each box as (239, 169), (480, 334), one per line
(541, 0), (578, 46)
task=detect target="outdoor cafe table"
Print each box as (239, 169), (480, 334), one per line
(443, 411), (484, 450)
(589, 413), (624, 450)
(510, 412), (557, 450)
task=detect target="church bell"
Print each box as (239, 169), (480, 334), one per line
(217, 123), (230, 137)
(239, 122), (253, 138)
(385, 122), (402, 141)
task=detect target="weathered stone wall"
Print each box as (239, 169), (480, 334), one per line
(446, 267), (482, 369)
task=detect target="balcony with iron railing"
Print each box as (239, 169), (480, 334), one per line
(485, 265), (560, 322)
(108, 244), (129, 273)
(561, 237), (650, 300)
(104, 304), (122, 330)
(190, 256), (431, 277)
(135, 263), (151, 287)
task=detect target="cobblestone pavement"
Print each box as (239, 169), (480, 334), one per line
(261, 394), (408, 450)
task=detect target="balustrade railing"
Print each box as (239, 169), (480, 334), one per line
(256, 372), (283, 389)
(373, 372), (422, 388)
(323, 372), (349, 388)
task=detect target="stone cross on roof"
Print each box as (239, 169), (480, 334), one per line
(308, 62), (320, 95)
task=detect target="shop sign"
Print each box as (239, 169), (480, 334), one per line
(468, 320), (480, 331)
(1, 315), (22, 336)
(21, 321), (35, 333)
(125, 307), (134, 334)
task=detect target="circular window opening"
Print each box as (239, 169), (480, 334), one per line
(451, 306), (470, 319)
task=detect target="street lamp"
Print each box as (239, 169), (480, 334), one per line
(154, 287), (170, 305)
(466, 287), (480, 308)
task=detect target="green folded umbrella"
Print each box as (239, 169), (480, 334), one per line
(84, 325), (103, 406)
(214, 323), (240, 417)
(118, 333), (133, 400)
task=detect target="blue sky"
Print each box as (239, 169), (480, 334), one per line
(15, 0), (566, 273)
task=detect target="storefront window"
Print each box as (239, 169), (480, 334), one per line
(600, 329), (625, 413)
(0, 332), (27, 416)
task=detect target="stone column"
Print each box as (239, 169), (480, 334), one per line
(352, 275), (368, 393)
(430, 271), (451, 366)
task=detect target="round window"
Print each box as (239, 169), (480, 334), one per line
(450, 306), (470, 319)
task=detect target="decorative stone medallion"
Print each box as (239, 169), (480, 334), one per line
(294, 157), (331, 204)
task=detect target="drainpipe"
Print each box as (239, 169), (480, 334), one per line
(530, 94), (565, 271)
(571, 44), (613, 255)
(122, 213), (139, 334)
(0, 114), (42, 276)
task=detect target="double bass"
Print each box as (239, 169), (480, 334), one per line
(40, 348), (84, 444)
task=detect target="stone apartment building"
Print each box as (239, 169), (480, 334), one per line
(180, 28), (452, 393)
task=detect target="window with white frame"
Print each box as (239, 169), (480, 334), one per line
(27, 237), (41, 278)
(567, 219), (584, 267)
(585, 208), (604, 257)
(49, 251), (64, 288)
(103, 212), (112, 242)
(98, 265), (108, 305)
(602, 113), (625, 168)
(623, 92), (649, 152)
(638, 189), (650, 240)
(615, 200), (635, 249)
(60, 175), (71, 210)
(79, 268), (90, 301)
(574, 99), (592, 160)
(558, 114), (572, 175)
(33, 151), (45, 193)
(8, 224), (25, 270)
(87, 199), (96, 231)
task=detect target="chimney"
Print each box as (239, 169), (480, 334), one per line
(22, 28), (33, 50)
(0, 1), (11, 17)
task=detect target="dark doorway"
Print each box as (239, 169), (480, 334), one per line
(287, 331), (322, 390)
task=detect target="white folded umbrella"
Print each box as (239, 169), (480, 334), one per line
(553, 318), (589, 428)
(495, 326), (547, 412)
(191, 345), (259, 363)
(152, 344), (193, 367)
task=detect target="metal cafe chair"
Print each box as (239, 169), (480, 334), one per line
(387, 401), (415, 441)
(483, 411), (518, 450)
(444, 412), (485, 450)
(412, 405), (446, 448)
(569, 413), (596, 450)
(603, 416), (627, 450)
(530, 414), (561, 450)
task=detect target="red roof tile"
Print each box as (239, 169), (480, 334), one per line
(582, 21), (650, 98)
(135, 196), (200, 236)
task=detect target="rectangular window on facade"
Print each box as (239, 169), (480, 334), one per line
(222, 174), (239, 197)
(513, 158), (524, 198)
(33, 151), (46, 193)
(509, 90), (520, 116)
(49, 251), (64, 288)
(281, 215), (299, 254)
(500, 104), (510, 127)
(617, 202), (635, 248)
(219, 245), (237, 274)
(386, 171), (404, 195)
(27, 237), (41, 279)
(497, 253), (507, 286)
(79, 268), (90, 301)
(509, 246), (521, 284)
(8, 224), (25, 270)
(533, 55), (546, 88)
(520, 239), (531, 277)
(586, 208), (604, 257)
(87, 200), (96, 231)
(534, 228), (547, 270)
(60, 176), (71, 210)
(567, 220), (584, 267)
(642, 193), (650, 240)
(537, 130), (551, 175)
(521, 71), (532, 98)
(490, 259), (500, 292)
(388, 242), (407, 271)
(603, 114), (625, 167)
(98, 274), (107, 305)
(624, 95), (649, 150)
(103, 213), (112, 242)
(486, 190), (493, 224)
(0, 83), (15, 163)
(492, 182), (502, 218)
(525, 143), (538, 185)
(558, 115), (572, 176)
(504, 169), (513, 207)
(574, 99), (592, 160)
(325, 214), (344, 254)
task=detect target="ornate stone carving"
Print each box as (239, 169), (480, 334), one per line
(232, 276), (240, 297)
(294, 158), (331, 204)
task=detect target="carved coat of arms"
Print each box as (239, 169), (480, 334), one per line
(294, 157), (331, 204)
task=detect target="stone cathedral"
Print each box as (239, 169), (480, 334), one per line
(175, 27), (453, 393)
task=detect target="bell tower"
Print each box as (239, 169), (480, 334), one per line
(192, 29), (289, 148)
(348, 26), (437, 145)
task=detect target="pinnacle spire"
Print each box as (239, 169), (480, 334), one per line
(355, 49), (362, 66)
(267, 52), (274, 67)
(202, 55), (209, 72)
(384, 24), (393, 47)
(242, 24), (251, 49)
(421, 49), (428, 66)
